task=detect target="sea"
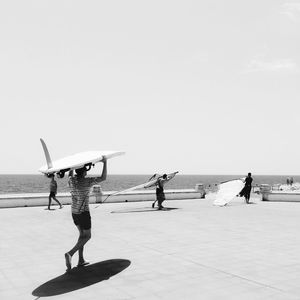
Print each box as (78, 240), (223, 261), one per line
(0, 174), (299, 195)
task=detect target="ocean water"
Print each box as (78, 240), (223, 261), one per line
(0, 174), (299, 195)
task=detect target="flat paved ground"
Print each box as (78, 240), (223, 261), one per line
(1, 195), (300, 300)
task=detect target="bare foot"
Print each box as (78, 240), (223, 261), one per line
(77, 260), (90, 267)
(65, 253), (72, 271)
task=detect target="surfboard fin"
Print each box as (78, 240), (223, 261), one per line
(40, 138), (53, 169)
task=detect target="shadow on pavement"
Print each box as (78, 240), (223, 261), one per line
(111, 207), (179, 213)
(32, 259), (131, 297)
(226, 202), (257, 207)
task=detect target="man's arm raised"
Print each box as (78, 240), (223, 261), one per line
(99, 157), (107, 183)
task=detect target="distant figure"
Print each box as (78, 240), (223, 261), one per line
(240, 173), (253, 204)
(154, 174), (168, 210)
(290, 177), (294, 185)
(48, 174), (62, 210)
(64, 158), (107, 272)
(287, 177), (290, 185)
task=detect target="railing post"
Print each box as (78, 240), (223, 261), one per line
(93, 185), (103, 203)
(259, 184), (271, 200)
(195, 183), (206, 198)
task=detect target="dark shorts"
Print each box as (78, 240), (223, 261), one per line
(72, 211), (91, 230)
(49, 191), (56, 198)
(156, 188), (165, 201)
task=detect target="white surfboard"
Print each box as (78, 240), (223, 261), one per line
(39, 138), (125, 177)
(214, 179), (245, 206)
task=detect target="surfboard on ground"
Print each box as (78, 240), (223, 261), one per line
(39, 138), (125, 178)
(213, 178), (245, 206)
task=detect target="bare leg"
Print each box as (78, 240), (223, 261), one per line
(65, 226), (91, 270)
(48, 195), (52, 210)
(158, 194), (165, 209)
(245, 193), (250, 204)
(152, 199), (157, 208)
(158, 199), (163, 210)
(68, 227), (91, 256)
(77, 246), (89, 266)
(52, 196), (63, 208)
(78, 246), (84, 263)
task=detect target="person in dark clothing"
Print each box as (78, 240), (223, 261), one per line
(156, 174), (168, 210)
(151, 172), (178, 209)
(240, 173), (253, 204)
(48, 174), (63, 210)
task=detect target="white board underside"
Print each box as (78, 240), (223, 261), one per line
(39, 151), (124, 174)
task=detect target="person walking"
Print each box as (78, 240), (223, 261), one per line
(64, 158), (107, 271)
(151, 172), (178, 209)
(241, 172), (253, 204)
(153, 174), (168, 210)
(48, 174), (63, 210)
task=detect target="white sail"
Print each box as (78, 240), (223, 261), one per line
(105, 171), (179, 198)
(214, 179), (244, 206)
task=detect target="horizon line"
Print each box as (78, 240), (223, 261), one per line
(0, 173), (299, 176)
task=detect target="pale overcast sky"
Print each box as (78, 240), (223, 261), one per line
(0, 0), (299, 175)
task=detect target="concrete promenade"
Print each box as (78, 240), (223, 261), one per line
(1, 195), (300, 299)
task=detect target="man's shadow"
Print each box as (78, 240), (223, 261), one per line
(111, 207), (179, 213)
(32, 259), (131, 297)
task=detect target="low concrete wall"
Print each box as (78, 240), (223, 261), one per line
(262, 192), (300, 202)
(259, 183), (300, 202)
(0, 188), (205, 208)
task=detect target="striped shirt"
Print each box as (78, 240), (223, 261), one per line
(68, 176), (102, 214)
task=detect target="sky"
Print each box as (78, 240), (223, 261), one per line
(0, 0), (299, 175)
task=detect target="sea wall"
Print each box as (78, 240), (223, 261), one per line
(262, 191), (300, 202)
(0, 185), (206, 208)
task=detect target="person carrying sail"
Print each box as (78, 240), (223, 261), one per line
(240, 172), (253, 204)
(154, 174), (168, 210)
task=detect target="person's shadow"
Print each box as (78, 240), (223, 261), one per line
(32, 259), (131, 297)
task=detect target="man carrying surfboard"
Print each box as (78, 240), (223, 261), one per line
(64, 158), (107, 272)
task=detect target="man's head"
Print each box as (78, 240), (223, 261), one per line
(75, 167), (87, 178)
(162, 174), (167, 179)
(248, 172), (251, 177)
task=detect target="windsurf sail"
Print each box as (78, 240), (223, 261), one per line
(99, 171), (179, 204)
(213, 178), (245, 206)
(143, 171), (178, 189)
